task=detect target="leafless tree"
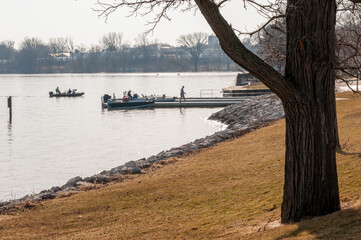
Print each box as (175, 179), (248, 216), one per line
(17, 37), (49, 73)
(100, 32), (124, 52)
(252, 20), (286, 74)
(99, 32), (124, 72)
(67, 37), (75, 61)
(0, 40), (15, 60)
(86, 44), (102, 72)
(100, 32), (125, 72)
(177, 32), (209, 71)
(335, 4), (361, 92)
(48, 37), (68, 59)
(94, 0), (361, 223)
(135, 33), (151, 58)
(134, 33), (153, 71)
(74, 44), (88, 72)
(134, 34), (162, 71)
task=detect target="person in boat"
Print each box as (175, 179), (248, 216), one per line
(127, 90), (133, 100)
(72, 89), (77, 94)
(56, 87), (60, 95)
(67, 88), (72, 94)
(123, 96), (130, 102)
(180, 86), (186, 103)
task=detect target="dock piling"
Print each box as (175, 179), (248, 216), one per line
(7, 96), (12, 122)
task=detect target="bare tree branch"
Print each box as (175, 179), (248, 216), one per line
(235, 15), (285, 37)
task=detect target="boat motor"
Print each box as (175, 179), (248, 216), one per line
(103, 94), (112, 103)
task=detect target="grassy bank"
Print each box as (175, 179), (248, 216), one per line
(0, 92), (361, 239)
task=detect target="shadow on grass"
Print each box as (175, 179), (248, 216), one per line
(274, 207), (361, 239)
(337, 148), (361, 158)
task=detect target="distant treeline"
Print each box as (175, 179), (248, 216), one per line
(0, 33), (256, 74)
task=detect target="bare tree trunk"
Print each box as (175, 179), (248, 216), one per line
(194, 61), (198, 72)
(282, 98), (340, 222)
(281, 0), (340, 222)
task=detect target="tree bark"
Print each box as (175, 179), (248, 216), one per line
(281, 0), (340, 222)
(195, 0), (341, 223)
(282, 98), (340, 222)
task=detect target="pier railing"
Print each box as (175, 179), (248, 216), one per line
(199, 89), (221, 98)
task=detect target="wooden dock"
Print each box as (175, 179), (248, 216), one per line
(222, 86), (272, 97)
(102, 97), (246, 109)
(152, 99), (244, 108)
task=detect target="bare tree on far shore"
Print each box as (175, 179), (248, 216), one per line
(177, 32), (209, 72)
(100, 32), (125, 72)
(0, 40), (15, 60)
(48, 37), (68, 59)
(17, 37), (49, 73)
(134, 33), (153, 71)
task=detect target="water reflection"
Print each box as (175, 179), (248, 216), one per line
(7, 121), (12, 144)
(179, 107), (185, 115)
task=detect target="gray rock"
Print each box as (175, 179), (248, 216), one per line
(135, 158), (150, 168)
(62, 176), (82, 188)
(51, 186), (62, 193)
(39, 192), (56, 200)
(156, 151), (166, 156)
(99, 170), (110, 176)
(155, 155), (166, 161)
(128, 167), (142, 174)
(138, 161), (152, 168)
(109, 169), (120, 175)
(146, 155), (157, 163)
(83, 174), (110, 184)
(108, 165), (125, 175)
(113, 165), (124, 171)
(124, 161), (137, 168)
(167, 149), (183, 157)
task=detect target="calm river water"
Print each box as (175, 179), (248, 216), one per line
(0, 72), (237, 201)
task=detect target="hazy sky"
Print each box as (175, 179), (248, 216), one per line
(1, 0), (266, 48)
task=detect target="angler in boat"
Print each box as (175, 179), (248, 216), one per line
(49, 88), (84, 97)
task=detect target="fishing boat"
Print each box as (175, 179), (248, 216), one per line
(106, 98), (155, 110)
(112, 94), (176, 102)
(49, 91), (84, 97)
(101, 93), (176, 109)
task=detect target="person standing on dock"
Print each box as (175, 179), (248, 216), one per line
(180, 86), (186, 103)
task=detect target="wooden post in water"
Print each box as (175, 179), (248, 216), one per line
(7, 96), (12, 122)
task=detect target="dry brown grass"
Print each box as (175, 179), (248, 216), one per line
(1, 92), (361, 239)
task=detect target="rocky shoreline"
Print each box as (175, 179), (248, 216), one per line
(0, 94), (284, 213)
